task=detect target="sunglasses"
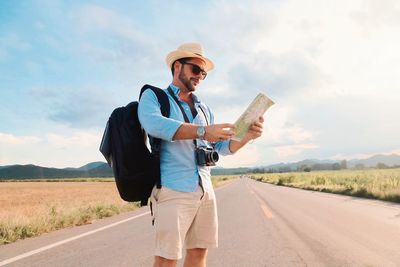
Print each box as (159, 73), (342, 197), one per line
(181, 61), (207, 80)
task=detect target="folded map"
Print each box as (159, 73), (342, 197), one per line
(232, 93), (275, 141)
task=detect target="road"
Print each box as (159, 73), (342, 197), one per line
(1, 178), (400, 266)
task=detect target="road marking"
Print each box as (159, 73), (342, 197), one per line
(0, 211), (150, 266)
(246, 181), (274, 219)
(260, 204), (274, 219)
(0, 181), (236, 266)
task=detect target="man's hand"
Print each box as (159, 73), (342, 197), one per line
(229, 116), (264, 153)
(242, 116), (264, 142)
(204, 123), (236, 142)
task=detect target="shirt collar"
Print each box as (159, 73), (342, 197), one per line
(168, 84), (201, 103)
(169, 84), (181, 95)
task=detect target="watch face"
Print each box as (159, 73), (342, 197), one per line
(197, 126), (205, 138)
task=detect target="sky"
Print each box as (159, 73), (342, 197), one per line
(1, 0), (400, 168)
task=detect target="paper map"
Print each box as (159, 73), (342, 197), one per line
(232, 93), (275, 141)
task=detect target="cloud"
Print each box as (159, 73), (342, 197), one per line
(266, 124), (316, 147)
(30, 87), (118, 128)
(0, 130), (104, 168)
(331, 147), (400, 161)
(219, 145), (261, 168)
(199, 0), (400, 106)
(77, 5), (142, 42)
(72, 4), (163, 83)
(259, 105), (317, 146)
(3, 1), (400, 168)
(0, 131), (100, 149)
(47, 132), (101, 149)
(228, 50), (324, 99)
(274, 143), (319, 157)
(200, 0), (400, 165)
(0, 133), (41, 145)
(351, 0), (400, 31)
(194, 1), (327, 114)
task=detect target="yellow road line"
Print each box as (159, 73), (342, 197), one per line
(246, 181), (274, 219)
(260, 203), (274, 219)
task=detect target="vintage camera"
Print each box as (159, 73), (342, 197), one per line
(195, 146), (219, 166)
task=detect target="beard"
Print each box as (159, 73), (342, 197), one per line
(178, 68), (197, 92)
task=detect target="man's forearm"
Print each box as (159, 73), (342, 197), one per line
(173, 123), (236, 142)
(172, 123), (198, 140)
(229, 138), (251, 153)
(173, 124), (252, 150)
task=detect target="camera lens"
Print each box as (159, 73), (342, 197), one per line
(208, 151), (219, 163)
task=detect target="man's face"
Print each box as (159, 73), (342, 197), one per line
(178, 58), (207, 92)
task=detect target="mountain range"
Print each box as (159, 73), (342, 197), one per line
(1, 154), (400, 179)
(0, 162), (112, 179)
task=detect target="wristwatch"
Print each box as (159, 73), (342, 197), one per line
(197, 126), (206, 140)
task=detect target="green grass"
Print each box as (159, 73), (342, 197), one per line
(250, 168), (400, 203)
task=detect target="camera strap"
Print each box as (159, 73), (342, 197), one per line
(167, 87), (209, 147)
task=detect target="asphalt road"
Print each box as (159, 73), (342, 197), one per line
(1, 178), (400, 266)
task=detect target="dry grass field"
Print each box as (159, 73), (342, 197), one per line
(251, 168), (400, 203)
(0, 181), (139, 245)
(0, 176), (237, 245)
(211, 175), (237, 187)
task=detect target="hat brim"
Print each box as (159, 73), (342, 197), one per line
(166, 51), (214, 72)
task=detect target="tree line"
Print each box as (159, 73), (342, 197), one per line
(250, 160), (400, 174)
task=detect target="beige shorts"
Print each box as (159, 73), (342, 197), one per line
(150, 185), (218, 260)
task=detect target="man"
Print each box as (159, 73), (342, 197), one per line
(138, 43), (264, 267)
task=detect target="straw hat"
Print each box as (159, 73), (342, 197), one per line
(166, 42), (215, 71)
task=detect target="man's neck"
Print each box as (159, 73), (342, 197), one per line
(172, 82), (192, 103)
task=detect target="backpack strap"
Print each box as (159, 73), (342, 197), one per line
(139, 84), (170, 190)
(139, 84), (170, 117)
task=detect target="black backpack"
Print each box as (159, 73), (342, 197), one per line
(99, 84), (170, 206)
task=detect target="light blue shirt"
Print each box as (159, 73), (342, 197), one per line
(137, 84), (232, 192)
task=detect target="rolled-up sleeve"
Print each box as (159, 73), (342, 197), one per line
(138, 89), (183, 141)
(214, 140), (234, 156)
(206, 105), (234, 156)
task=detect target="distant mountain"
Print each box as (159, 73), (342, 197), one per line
(264, 159), (340, 172)
(77, 161), (106, 171)
(0, 163), (112, 179)
(1, 153), (399, 179)
(62, 162), (105, 171)
(261, 154), (400, 172)
(348, 154), (400, 168)
(211, 167), (251, 176)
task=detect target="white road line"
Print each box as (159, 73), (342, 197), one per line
(0, 182), (236, 266)
(0, 211), (150, 266)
